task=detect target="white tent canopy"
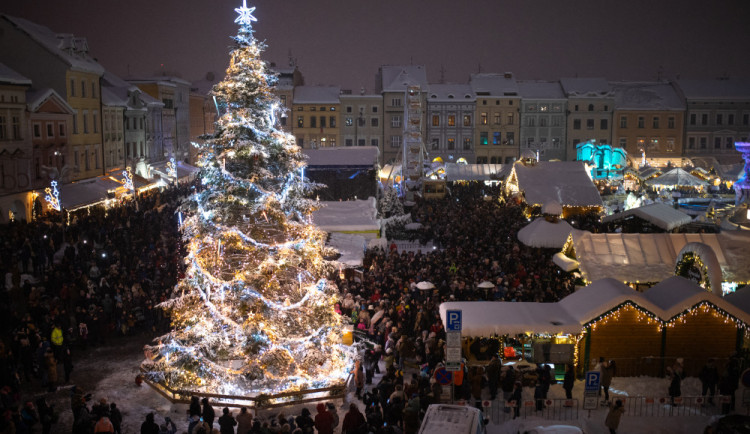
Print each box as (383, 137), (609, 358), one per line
(517, 218), (580, 249)
(645, 167), (707, 187)
(601, 203), (693, 231)
(443, 163), (510, 182)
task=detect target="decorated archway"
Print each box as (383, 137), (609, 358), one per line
(674, 242), (722, 293)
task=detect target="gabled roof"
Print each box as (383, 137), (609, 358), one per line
(293, 86), (340, 104)
(560, 78), (613, 97)
(101, 86), (128, 107)
(610, 81), (685, 111)
(558, 278), (658, 324)
(378, 65), (428, 93)
(26, 88), (75, 114)
(676, 78), (750, 100)
(725, 284), (750, 316)
(517, 217), (581, 249)
(645, 167), (707, 187)
(2, 15), (105, 76)
(0, 62), (31, 85)
(643, 276), (749, 321)
(601, 203), (692, 231)
(509, 161), (603, 208)
(469, 73), (519, 96)
(517, 81), (565, 99)
(427, 83), (475, 102)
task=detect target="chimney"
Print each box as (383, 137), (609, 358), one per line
(503, 72), (513, 79)
(56, 33), (75, 52)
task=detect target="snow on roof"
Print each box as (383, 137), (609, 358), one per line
(469, 73), (519, 96)
(26, 88), (74, 114)
(439, 301), (582, 336)
(643, 276), (750, 322)
(718, 162), (745, 181)
(328, 232), (366, 267)
(610, 82), (685, 111)
(676, 78), (750, 100)
(311, 197), (380, 233)
(601, 203), (692, 231)
(558, 278), (658, 324)
(516, 81), (565, 99)
(100, 86), (128, 107)
(725, 285), (750, 317)
(303, 147), (378, 168)
(511, 161), (603, 208)
(569, 232), (750, 284)
(379, 65), (428, 92)
(443, 163), (510, 181)
(517, 218), (580, 249)
(0, 62), (31, 85)
(559, 78), (613, 97)
(127, 76), (191, 86)
(645, 167), (707, 187)
(427, 83), (475, 102)
(293, 85), (341, 104)
(2, 15), (105, 76)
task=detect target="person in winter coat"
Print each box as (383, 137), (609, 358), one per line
(44, 348), (57, 391)
(295, 408), (314, 434)
(563, 364), (575, 400)
(201, 398), (215, 430)
(501, 366), (516, 407)
(486, 355), (501, 400)
(235, 407), (253, 434)
(354, 360), (365, 399)
(600, 360), (615, 404)
(189, 397), (202, 418)
(604, 399), (625, 434)
(94, 414), (115, 433)
(341, 403), (366, 434)
(325, 403), (338, 429)
(36, 397), (56, 434)
(313, 402), (334, 434)
(218, 407), (237, 434)
(109, 403), (122, 434)
(470, 366), (485, 409)
(699, 358), (720, 405)
(667, 365), (683, 405)
(140, 413), (160, 434)
(510, 381), (523, 419)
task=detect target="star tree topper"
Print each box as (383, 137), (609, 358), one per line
(235, 0), (258, 26)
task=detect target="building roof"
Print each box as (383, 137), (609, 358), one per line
(378, 65), (428, 93)
(601, 203), (693, 231)
(0, 62), (31, 85)
(127, 76), (191, 86)
(676, 78), (750, 100)
(517, 217), (582, 249)
(303, 146), (378, 168)
(293, 85), (341, 104)
(509, 161), (603, 208)
(443, 163), (511, 182)
(643, 276), (749, 320)
(645, 167), (707, 187)
(427, 83), (475, 102)
(560, 77), (613, 97)
(2, 15), (105, 76)
(26, 88), (75, 114)
(469, 73), (519, 96)
(610, 82), (686, 111)
(516, 81), (565, 99)
(100, 86), (128, 107)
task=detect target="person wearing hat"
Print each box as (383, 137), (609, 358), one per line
(605, 399), (625, 433)
(341, 403), (365, 434)
(313, 403), (334, 434)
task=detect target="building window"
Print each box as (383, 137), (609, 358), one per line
(690, 114), (697, 125)
(552, 138), (561, 148)
(391, 116), (401, 128)
(345, 117), (353, 126)
(652, 117), (660, 128)
(728, 114), (735, 125)
(310, 117), (316, 128)
(432, 115), (440, 126)
(46, 123), (53, 137)
(552, 116), (562, 127)
(391, 98), (401, 107)
(390, 135), (401, 148)
(668, 116), (675, 129)
(358, 117), (365, 127)
(463, 115), (472, 126)
(93, 111), (99, 133)
(357, 138), (366, 146)
(494, 113), (501, 125)
(716, 114), (723, 125)
(83, 111), (89, 133)
(540, 104), (549, 112)
(447, 138), (455, 150)
(371, 138), (378, 147)
(637, 116), (645, 128)
(73, 113), (79, 134)
(463, 137), (472, 150)
(0, 116), (5, 139)
(345, 139), (353, 146)
(726, 137), (734, 149)
(573, 119), (581, 130)
(84, 150), (89, 170)
(493, 132), (501, 145)
(540, 117), (548, 127)
(700, 137), (707, 149)
(480, 113), (488, 125)
(297, 116), (304, 128)
(372, 106), (378, 113)
(297, 137), (304, 147)
(620, 116), (627, 128)
(619, 138), (627, 148)
(507, 113), (514, 125)
(714, 137), (721, 149)
(744, 114), (749, 125)
(81, 80), (86, 98)
(320, 116), (326, 128)
(666, 138), (675, 152)
(600, 119), (608, 130)
(687, 137), (695, 149)
(506, 132), (514, 145)
(371, 118), (378, 127)
(70, 79), (75, 97)
(480, 132), (488, 145)
(586, 119), (594, 130)
(527, 117), (536, 127)
(588, 104), (594, 112)
(701, 114), (708, 125)
(448, 115), (455, 127)
(91, 82), (97, 99)
(431, 138), (439, 150)
(34, 124), (41, 138)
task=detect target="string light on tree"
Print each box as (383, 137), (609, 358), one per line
(144, 1), (355, 396)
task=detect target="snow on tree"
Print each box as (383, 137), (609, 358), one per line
(378, 186), (404, 218)
(144, 1), (354, 395)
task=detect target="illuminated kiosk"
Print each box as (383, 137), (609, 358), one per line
(734, 141), (750, 206)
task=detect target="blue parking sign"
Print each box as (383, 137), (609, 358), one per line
(584, 371), (601, 392)
(446, 310), (462, 331)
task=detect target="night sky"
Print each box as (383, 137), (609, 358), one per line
(4, 0), (750, 92)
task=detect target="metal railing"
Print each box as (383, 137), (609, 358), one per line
(491, 398), (579, 423)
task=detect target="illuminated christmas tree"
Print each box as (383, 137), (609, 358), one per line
(145, 1), (354, 395)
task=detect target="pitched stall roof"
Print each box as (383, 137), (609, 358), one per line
(645, 167), (707, 187)
(517, 218), (581, 249)
(601, 203), (693, 231)
(510, 161), (603, 208)
(439, 277), (750, 337)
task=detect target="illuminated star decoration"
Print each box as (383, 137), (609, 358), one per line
(122, 166), (135, 192)
(234, 0), (257, 26)
(167, 157), (177, 179)
(44, 180), (61, 211)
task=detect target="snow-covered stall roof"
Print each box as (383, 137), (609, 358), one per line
(439, 301), (581, 336)
(558, 278), (658, 324)
(509, 161), (603, 208)
(567, 232), (750, 284)
(303, 147), (378, 169)
(725, 285), (750, 317)
(311, 197), (380, 235)
(327, 232), (366, 267)
(517, 218), (580, 249)
(443, 163), (510, 181)
(645, 168), (707, 187)
(601, 203), (692, 231)
(642, 276), (750, 322)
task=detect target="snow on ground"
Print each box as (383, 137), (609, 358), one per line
(27, 336), (735, 434)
